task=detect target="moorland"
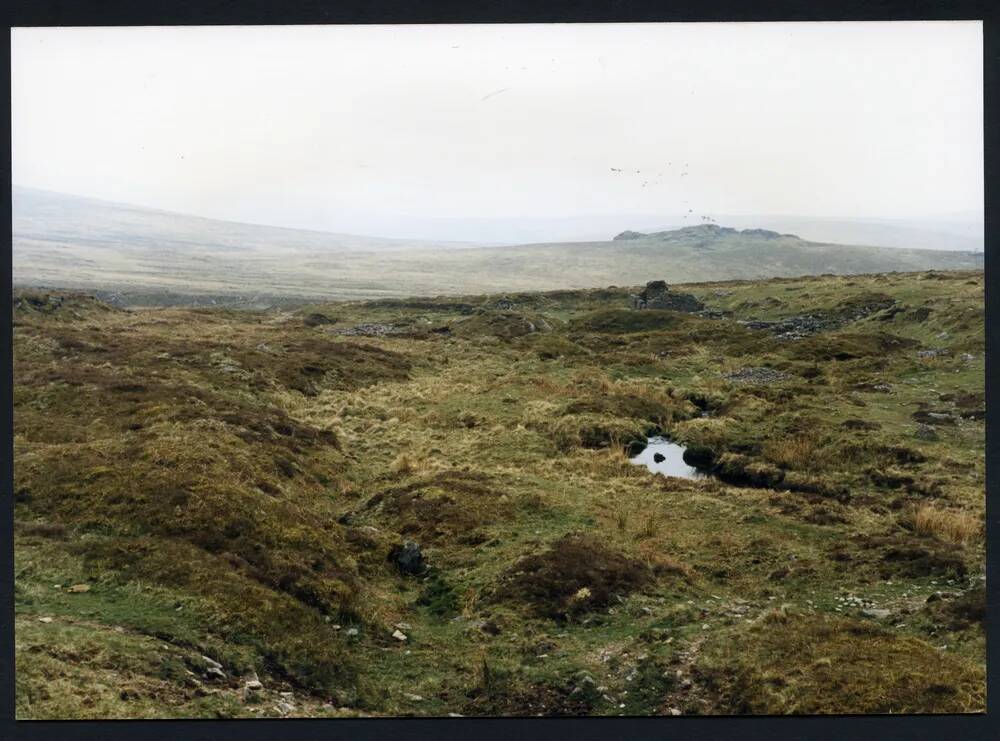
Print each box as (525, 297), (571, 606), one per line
(13, 267), (985, 718)
(13, 187), (983, 306)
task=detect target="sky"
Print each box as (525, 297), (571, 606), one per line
(11, 22), (984, 242)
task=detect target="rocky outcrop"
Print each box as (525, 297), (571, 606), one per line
(612, 225), (798, 242)
(613, 230), (646, 241)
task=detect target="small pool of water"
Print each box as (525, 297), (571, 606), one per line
(629, 436), (707, 479)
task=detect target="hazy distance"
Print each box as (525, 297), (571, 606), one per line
(12, 22), (983, 247)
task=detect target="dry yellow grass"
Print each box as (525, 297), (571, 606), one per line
(762, 434), (824, 468)
(913, 505), (981, 545)
(389, 453), (416, 475)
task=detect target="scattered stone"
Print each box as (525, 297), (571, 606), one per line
(739, 315), (830, 339)
(201, 655), (223, 670)
(38, 616), (53, 623)
(67, 583), (91, 593)
(345, 628), (359, 637)
(392, 629), (408, 642)
(668, 707), (682, 716)
(915, 424), (939, 441)
(334, 323), (404, 337)
(276, 701), (295, 715)
(960, 353), (975, 362)
(917, 348), (950, 359)
(912, 410), (958, 426)
(723, 367), (790, 386)
(403, 693), (424, 702)
(861, 608), (891, 619)
(242, 674), (264, 701)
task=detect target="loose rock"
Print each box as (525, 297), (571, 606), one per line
(389, 541), (427, 575)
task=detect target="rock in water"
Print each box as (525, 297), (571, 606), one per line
(653, 452), (666, 463)
(389, 541), (426, 575)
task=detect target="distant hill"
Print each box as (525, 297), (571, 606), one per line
(322, 211), (983, 250)
(695, 215), (983, 253)
(13, 187), (984, 303)
(13, 186), (490, 254)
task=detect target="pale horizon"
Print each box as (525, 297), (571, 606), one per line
(12, 22), (984, 244)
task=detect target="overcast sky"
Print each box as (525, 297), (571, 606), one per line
(12, 22), (984, 240)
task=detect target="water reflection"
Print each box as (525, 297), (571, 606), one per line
(629, 437), (707, 479)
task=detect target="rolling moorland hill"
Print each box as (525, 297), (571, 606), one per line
(14, 269), (984, 718)
(13, 187), (984, 305)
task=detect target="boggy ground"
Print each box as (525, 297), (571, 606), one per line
(13, 269), (985, 718)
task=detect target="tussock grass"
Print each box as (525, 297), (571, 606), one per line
(912, 505), (981, 545)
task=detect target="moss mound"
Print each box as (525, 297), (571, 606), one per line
(451, 310), (553, 339)
(789, 331), (918, 361)
(362, 471), (510, 545)
(546, 413), (649, 451)
(569, 308), (688, 334)
(496, 533), (653, 620)
(697, 612), (985, 714)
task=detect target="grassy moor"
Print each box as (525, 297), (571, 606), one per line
(13, 269), (985, 718)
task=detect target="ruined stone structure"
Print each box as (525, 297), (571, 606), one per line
(630, 280), (704, 312)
